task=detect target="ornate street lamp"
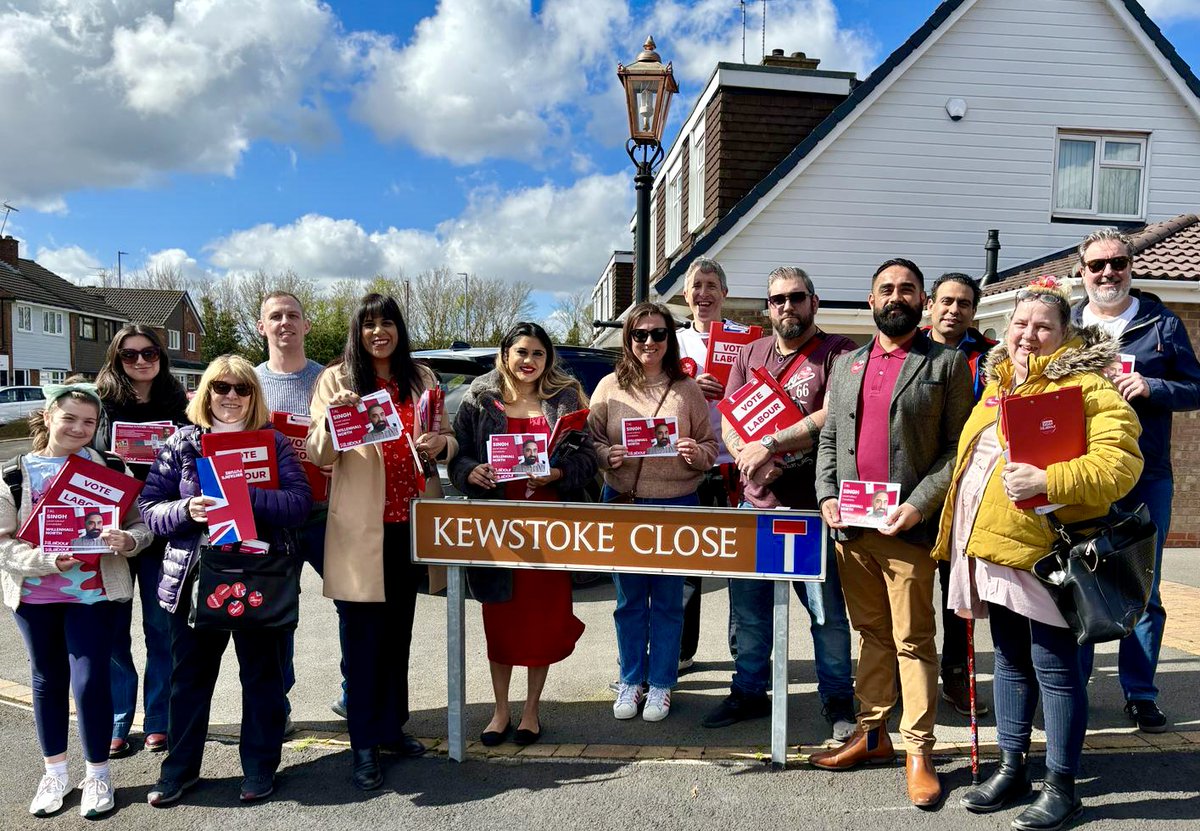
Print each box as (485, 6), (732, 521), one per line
(618, 36), (677, 304)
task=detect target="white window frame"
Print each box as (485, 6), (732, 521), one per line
(43, 369), (68, 384)
(42, 311), (63, 336)
(15, 305), (31, 333)
(186, 331), (196, 352)
(592, 282), (604, 325)
(665, 159), (683, 255)
(1051, 130), (1149, 221)
(168, 329), (181, 350)
(688, 116), (706, 233)
(650, 185), (660, 275)
(78, 316), (95, 340)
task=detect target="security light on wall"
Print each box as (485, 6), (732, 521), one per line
(946, 98), (968, 121)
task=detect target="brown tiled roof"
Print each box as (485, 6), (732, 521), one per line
(0, 258), (127, 318)
(984, 213), (1200, 296)
(88, 288), (185, 327)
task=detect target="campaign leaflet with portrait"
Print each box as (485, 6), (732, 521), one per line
(487, 433), (550, 482)
(39, 504), (121, 563)
(18, 455), (143, 547)
(111, 421), (177, 465)
(327, 388), (403, 451)
(197, 453), (258, 545)
(623, 417), (679, 458)
(201, 429), (278, 489)
(838, 480), (901, 529)
(1118, 353), (1136, 375)
(270, 412), (329, 502)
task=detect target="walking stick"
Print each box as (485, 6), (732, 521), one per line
(967, 617), (980, 785)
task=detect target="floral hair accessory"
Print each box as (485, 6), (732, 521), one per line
(1029, 275), (1062, 290)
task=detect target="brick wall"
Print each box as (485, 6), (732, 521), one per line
(181, 300), (203, 362)
(1166, 302), (1200, 547)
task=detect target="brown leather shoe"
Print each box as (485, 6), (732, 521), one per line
(808, 724), (895, 770)
(144, 733), (168, 753)
(906, 752), (943, 808)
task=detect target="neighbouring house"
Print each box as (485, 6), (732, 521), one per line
(89, 288), (207, 390)
(595, 0), (1200, 345)
(0, 236), (128, 384)
(980, 212), (1200, 547)
(592, 251), (633, 333)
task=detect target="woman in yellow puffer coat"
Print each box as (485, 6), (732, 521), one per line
(931, 276), (1142, 831)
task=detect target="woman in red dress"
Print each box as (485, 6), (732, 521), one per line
(449, 322), (597, 746)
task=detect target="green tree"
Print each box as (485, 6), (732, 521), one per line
(199, 295), (242, 361)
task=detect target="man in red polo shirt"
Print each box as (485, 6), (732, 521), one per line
(810, 258), (973, 809)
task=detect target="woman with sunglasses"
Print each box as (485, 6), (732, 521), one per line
(93, 325), (190, 760)
(588, 302), (716, 723)
(450, 322), (596, 747)
(931, 277), (1142, 830)
(308, 293), (455, 790)
(138, 356), (312, 807)
(0, 382), (152, 818)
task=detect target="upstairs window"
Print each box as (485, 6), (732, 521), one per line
(665, 160), (683, 255)
(78, 317), (96, 340)
(43, 311), (63, 336)
(15, 305), (31, 332)
(1054, 131), (1147, 220)
(186, 332), (196, 352)
(688, 117), (706, 233)
(168, 329), (181, 350)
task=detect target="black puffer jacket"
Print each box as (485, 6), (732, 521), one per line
(449, 369), (598, 602)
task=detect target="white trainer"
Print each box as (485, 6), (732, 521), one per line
(79, 775), (115, 818)
(643, 686), (672, 722)
(29, 773), (68, 817)
(613, 682), (644, 719)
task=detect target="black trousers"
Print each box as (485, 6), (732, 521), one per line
(335, 523), (419, 750)
(937, 559), (968, 676)
(161, 610), (288, 782)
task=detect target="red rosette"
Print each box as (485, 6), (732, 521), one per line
(680, 357), (698, 378)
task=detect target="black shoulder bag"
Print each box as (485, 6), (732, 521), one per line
(188, 539), (301, 631)
(1031, 504), (1157, 645)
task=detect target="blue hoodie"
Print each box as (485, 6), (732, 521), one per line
(1072, 290), (1200, 480)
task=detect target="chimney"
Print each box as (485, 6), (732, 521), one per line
(0, 236), (17, 269)
(981, 229), (1001, 285)
(762, 49), (822, 70)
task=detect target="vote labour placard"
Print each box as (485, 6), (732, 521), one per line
(18, 455), (143, 546)
(270, 412), (328, 502)
(703, 321), (763, 386)
(201, 429), (278, 489)
(717, 366), (805, 444)
(411, 500), (826, 582)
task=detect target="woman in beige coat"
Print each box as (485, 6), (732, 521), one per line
(308, 293), (454, 791)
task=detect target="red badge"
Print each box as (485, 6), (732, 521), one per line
(851, 360), (865, 375)
(206, 593), (223, 609)
(227, 600), (245, 617)
(985, 396), (1000, 408)
(231, 582), (247, 599)
(248, 591), (264, 608)
(215, 583), (232, 601)
(680, 357), (698, 378)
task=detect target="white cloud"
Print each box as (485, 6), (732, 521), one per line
(145, 247), (216, 283)
(206, 173), (632, 292)
(1141, 0), (1200, 21)
(33, 244), (103, 284)
(0, 0), (349, 204)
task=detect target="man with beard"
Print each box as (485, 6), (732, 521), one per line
(703, 266), (858, 743)
(810, 258), (972, 808)
(76, 511), (108, 550)
(1071, 229), (1200, 734)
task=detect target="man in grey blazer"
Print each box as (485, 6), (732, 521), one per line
(809, 258), (973, 809)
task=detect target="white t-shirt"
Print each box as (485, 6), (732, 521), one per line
(1082, 297), (1139, 340)
(677, 322), (733, 466)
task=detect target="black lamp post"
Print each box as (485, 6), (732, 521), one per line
(618, 37), (677, 304)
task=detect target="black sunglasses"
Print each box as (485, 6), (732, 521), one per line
(630, 328), (669, 343)
(210, 380), (254, 397)
(767, 291), (810, 308)
(1084, 256), (1130, 274)
(118, 347), (161, 364)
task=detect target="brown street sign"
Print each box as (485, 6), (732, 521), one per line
(410, 498), (826, 581)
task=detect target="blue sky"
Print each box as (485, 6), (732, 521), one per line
(3, 0), (1198, 320)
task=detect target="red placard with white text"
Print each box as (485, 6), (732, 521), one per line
(838, 480), (901, 529)
(18, 456), (143, 546)
(487, 433), (549, 482)
(111, 421), (176, 464)
(201, 429), (278, 489)
(270, 412), (328, 502)
(622, 417), (679, 458)
(327, 389), (403, 451)
(703, 321), (763, 385)
(717, 366), (805, 444)
(40, 505), (121, 563)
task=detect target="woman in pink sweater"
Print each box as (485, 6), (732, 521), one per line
(587, 302), (716, 723)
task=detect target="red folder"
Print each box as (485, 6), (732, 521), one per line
(703, 322), (763, 386)
(17, 455), (143, 546)
(270, 412), (328, 502)
(717, 366), (805, 444)
(547, 408), (589, 452)
(1000, 386), (1086, 510)
(201, 429), (278, 489)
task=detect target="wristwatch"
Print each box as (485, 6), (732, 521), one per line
(761, 435), (778, 454)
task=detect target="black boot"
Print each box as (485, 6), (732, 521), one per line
(960, 750), (1031, 813)
(1011, 770), (1083, 831)
(352, 747), (383, 791)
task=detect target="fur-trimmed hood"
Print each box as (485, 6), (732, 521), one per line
(982, 324), (1119, 385)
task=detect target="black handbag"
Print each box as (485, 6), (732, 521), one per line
(1032, 504), (1157, 645)
(188, 542), (300, 631)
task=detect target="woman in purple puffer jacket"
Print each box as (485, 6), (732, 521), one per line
(136, 355), (311, 808)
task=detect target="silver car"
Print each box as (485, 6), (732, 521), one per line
(0, 386), (46, 426)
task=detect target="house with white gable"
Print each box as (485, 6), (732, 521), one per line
(595, 0), (1200, 344)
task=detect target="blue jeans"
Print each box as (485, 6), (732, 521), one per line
(990, 603), (1087, 775)
(605, 487), (696, 690)
(1080, 476), (1171, 701)
(728, 511), (853, 701)
(110, 544), (172, 739)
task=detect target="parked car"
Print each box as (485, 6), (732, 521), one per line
(0, 386), (46, 426)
